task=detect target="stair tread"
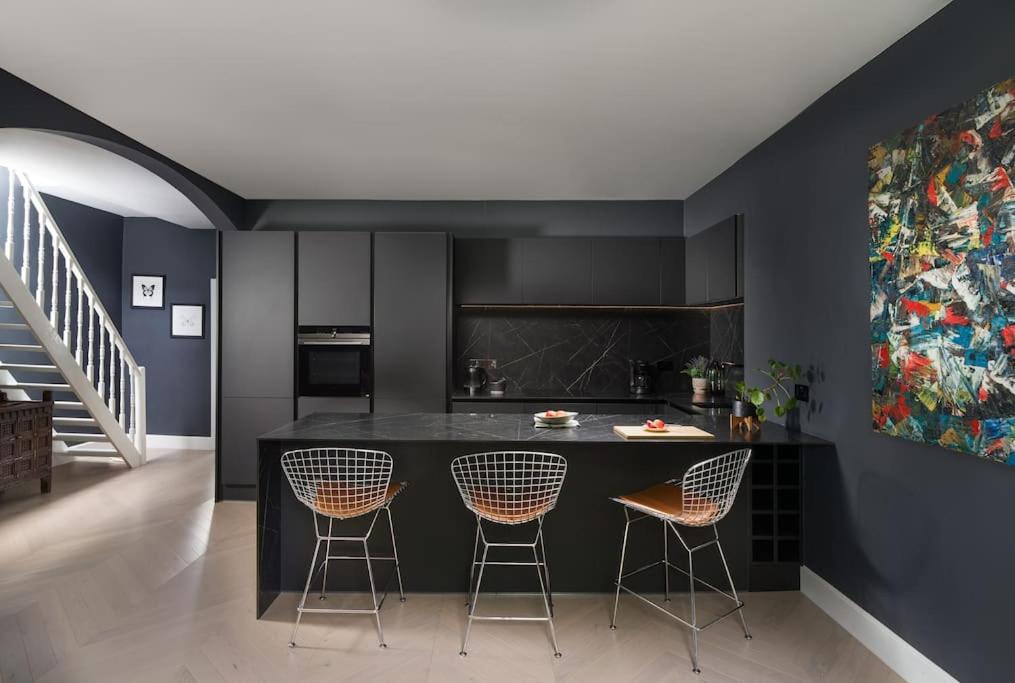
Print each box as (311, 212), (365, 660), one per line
(54, 401), (86, 410)
(0, 363), (59, 372)
(54, 432), (110, 442)
(0, 301), (14, 308)
(0, 343), (45, 352)
(53, 416), (96, 425)
(0, 322), (29, 329)
(62, 447), (121, 458)
(0, 382), (71, 390)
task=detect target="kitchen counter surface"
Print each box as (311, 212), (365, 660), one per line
(258, 411), (829, 446)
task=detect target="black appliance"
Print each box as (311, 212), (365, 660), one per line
(297, 326), (371, 397)
(464, 363), (488, 396)
(629, 360), (654, 395)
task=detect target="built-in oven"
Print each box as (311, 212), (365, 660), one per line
(296, 326), (371, 397)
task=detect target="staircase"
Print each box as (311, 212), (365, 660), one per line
(1, 167), (146, 468)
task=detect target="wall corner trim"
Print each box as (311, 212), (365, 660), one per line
(147, 434), (215, 451)
(800, 567), (957, 683)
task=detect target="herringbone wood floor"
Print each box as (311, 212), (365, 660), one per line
(0, 449), (901, 683)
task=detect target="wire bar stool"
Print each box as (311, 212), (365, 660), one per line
(451, 451), (567, 658)
(609, 448), (752, 674)
(281, 447), (407, 649)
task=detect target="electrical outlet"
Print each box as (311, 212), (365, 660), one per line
(794, 383), (809, 402)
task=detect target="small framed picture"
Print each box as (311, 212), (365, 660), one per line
(131, 274), (166, 309)
(171, 304), (205, 339)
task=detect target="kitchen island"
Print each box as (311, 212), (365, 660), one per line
(256, 412), (830, 617)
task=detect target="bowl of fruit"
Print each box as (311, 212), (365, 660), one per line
(643, 418), (668, 433)
(534, 409), (578, 425)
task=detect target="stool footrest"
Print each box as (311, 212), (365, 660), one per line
(614, 582), (745, 632)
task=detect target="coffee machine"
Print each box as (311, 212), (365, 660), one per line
(629, 360), (654, 395)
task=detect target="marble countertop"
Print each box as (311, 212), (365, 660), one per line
(258, 411), (831, 446)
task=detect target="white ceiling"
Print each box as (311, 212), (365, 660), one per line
(0, 0), (949, 200)
(0, 130), (215, 229)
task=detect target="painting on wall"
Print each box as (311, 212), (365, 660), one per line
(131, 274), (166, 309)
(869, 76), (1015, 465)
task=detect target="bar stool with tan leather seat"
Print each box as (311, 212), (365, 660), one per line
(281, 447), (406, 649)
(609, 448), (752, 674)
(451, 450), (567, 658)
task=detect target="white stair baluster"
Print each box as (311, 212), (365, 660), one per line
(75, 277), (84, 365)
(62, 250), (72, 346)
(97, 317), (106, 399)
(108, 331), (116, 414)
(35, 213), (44, 305)
(128, 367), (136, 439)
(5, 169), (14, 260)
(86, 293), (95, 382)
(49, 234), (59, 328)
(21, 184), (31, 285)
(119, 354), (127, 428)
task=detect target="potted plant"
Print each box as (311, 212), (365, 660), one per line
(733, 359), (802, 423)
(682, 356), (710, 394)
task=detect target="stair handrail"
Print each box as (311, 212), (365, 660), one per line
(6, 168), (146, 459)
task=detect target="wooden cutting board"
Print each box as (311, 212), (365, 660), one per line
(613, 425), (716, 440)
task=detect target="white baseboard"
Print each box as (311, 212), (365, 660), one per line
(146, 434), (215, 450)
(800, 567), (957, 683)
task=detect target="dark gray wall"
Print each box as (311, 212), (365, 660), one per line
(683, 1), (1014, 680)
(247, 199), (683, 236)
(0, 68), (243, 231)
(122, 218), (216, 436)
(44, 194), (124, 329)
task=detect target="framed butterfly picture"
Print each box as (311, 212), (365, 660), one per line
(131, 274), (166, 309)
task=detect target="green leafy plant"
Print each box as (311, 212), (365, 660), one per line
(681, 355), (710, 379)
(734, 359), (802, 422)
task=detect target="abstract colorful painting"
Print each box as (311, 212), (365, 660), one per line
(868, 77), (1015, 466)
(869, 76), (1015, 465)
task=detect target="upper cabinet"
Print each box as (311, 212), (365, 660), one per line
(593, 238), (661, 305)
(455, 236), (692, 307)
(520, 238), (594, 305)
(454, 239), (523, 304)
(684, 215), (742, 305)
(297, 231), (371, 326)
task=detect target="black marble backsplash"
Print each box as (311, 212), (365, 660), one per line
(454, 306), (744, 397)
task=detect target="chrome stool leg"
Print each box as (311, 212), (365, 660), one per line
(362, 511), (386, 648)
(460, 524), (489, 656)
(685, 526), (700, 674)
(715, 526), (751, 639)
(385, 505), (406, 603)
(609, 507), (631, 630)
(532, 518), (561, 657)
(465, 519), (480, 608)
(320, 517), (333, 601)
(663, 519), (671, 602)
(536, 517), (555, 617)
(289, 529), (322, 648)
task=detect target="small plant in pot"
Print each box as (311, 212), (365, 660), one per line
(682, 356), (710, 394)
(733, 359), (802, 423)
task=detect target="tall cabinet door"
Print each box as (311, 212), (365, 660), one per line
(220, 231), (295, 497)
(373, 232), (448, 413)
(298, 232), (371, 326)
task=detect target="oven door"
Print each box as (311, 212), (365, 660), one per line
(297, 342), (371, 397)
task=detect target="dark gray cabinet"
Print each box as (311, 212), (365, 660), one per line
(373, 232), (448, 413)
(735, 215), (745, 298)
(221, 397), (291, 491)
(520, 238), (593, 305)
(685, 231), (708, 305)
(221, 231), (294, 398)
(593, 238), (661, 305)
(297, 232), (370, 325)
(706, 220), (737, 301)
(451, 401), (528, 414)
(297, 396), (370, 418)
(454, 239), (523, 304)
(685, 216), (739, 304)
(660, 238), (687, 305)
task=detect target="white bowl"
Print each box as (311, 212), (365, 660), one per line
(533, 411), (578, 425)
